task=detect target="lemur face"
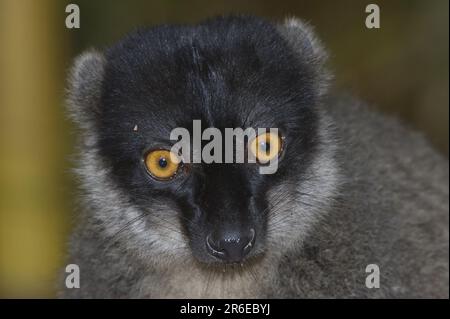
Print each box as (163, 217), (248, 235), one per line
(69, 16), (337, 268)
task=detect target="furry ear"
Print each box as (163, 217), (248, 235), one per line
(66, 50), (105, 131)
(277, 17), (331, 97)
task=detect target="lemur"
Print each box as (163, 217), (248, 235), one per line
(62, 15), (449, 298)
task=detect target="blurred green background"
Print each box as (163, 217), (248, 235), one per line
(0, 0), (448, 297)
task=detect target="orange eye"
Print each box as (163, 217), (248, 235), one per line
(249, 132), (282, 163)
(144, 150), (180, 180)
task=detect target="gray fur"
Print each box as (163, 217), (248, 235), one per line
(60, 18), (449, 298)
(66, 50), (105, 132)
(274, 95), (449, 298)
(276, 17), (331, 97)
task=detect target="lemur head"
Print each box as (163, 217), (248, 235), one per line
(68, 16), (338, 269)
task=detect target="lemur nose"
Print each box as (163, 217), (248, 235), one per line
(206, 228), (255, 262)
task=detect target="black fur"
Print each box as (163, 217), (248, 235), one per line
(96, 16), (319, 264)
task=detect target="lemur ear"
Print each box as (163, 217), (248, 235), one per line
(66, 50), (105, 131)
(277, 17), (331, 96)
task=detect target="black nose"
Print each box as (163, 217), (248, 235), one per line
(206, 228), (256, 262)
